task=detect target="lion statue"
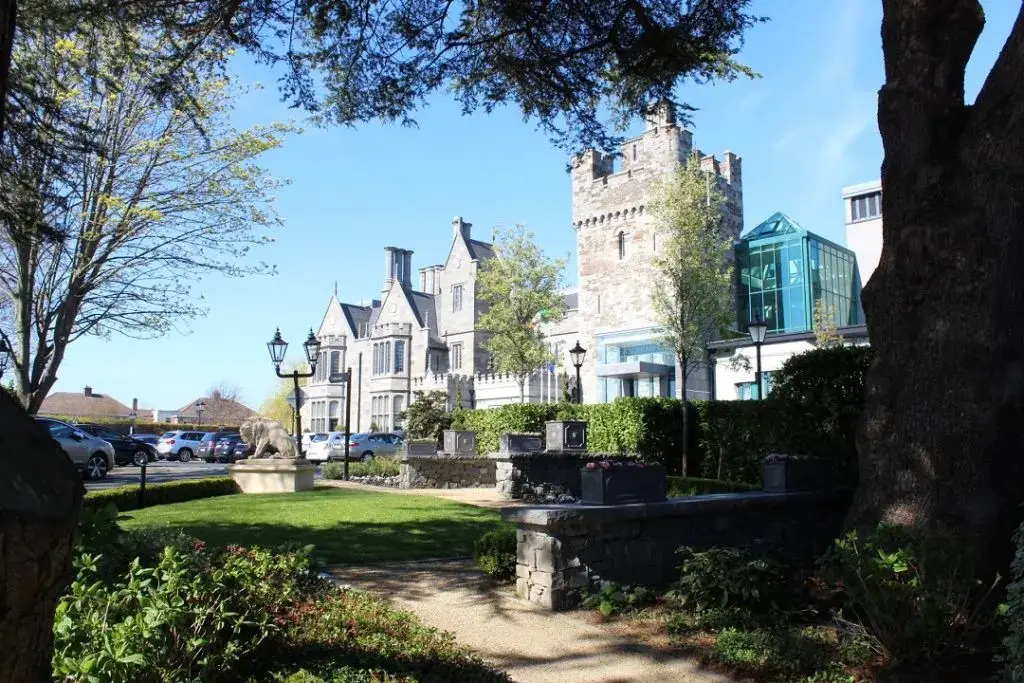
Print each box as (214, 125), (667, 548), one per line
(239, 417), (299, 459)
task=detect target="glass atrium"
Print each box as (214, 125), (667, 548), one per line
(736, 212), (864, 335)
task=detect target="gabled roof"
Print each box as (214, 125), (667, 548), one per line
(466, 239), (495, 261)
(741, 211), (807, 241)
(407, 290), (436, 328)
(175, 391), (255, 426)
(340, 303), (372, 338)
(38, 390), (132, 418)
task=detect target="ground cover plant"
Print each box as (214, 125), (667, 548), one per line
(58, 508), (510, 683)
(120, 488), (508, 565)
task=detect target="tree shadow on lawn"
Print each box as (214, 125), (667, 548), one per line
(135, 516), (508, 565)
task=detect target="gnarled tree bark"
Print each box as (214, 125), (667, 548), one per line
(849, 0), (1024, 575)
(0, 389), (83, 682)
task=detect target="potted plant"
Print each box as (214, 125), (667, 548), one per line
(761, 454), (834, 493)
(579, 460), (667, 505)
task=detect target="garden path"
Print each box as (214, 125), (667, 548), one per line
(329, 558), (733, 683)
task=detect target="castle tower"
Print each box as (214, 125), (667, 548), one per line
(570, 117), (744, 404)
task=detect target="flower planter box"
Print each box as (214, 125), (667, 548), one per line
(762, 456), (834, 493)
(545, 420), (587, 452)
(500, 432), (543, 454)
(580, 463), (667, 505)
(442, 430), (477, 455)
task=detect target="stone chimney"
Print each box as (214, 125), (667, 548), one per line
(84, 386), (93, 397)
(452, 216), (472, 241)
(132, 398), (138, 411)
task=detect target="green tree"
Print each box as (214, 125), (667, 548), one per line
(259, 363), (309, 427)
(649, 155), (734, 476)
(477, 225), (567, 403)
(401, 390), (452, 443)
(812, 300), (843, 348)
(0, 27), (292, 413)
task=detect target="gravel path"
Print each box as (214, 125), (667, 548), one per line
(330, 558), (731, 683)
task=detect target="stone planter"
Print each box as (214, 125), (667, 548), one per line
(762, 456), (834, 493)
(500, 432), (543, 454)
(545, 420), (587, 452)
(405, 440), (439, 456)
(229, 458), (315, 493)
(442, 430), (477, 455)
(579, 463), (667, 505)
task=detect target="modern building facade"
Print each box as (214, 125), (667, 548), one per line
(842, 179), (883, 284)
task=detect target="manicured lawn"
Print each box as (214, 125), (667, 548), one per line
(120, 487), (509, 565)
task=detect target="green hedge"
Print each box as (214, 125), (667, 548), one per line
(666, 476), (759, 497)
(40, 415), (229, 435)
(84, 477), (240, 511)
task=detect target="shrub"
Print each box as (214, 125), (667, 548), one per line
(1000, 520), (1024, 681)
(322, 458), (400, 479)
(580, 582), (658, 618)
(711, 626), (837, 676)
(668, 546), (788, 614)
(473, 529), (517, 582)
(401, 390), (452, 443)
(819, 524), (1000, 667)
(666, 476), (758, 497)
(83, 476), (239, 511)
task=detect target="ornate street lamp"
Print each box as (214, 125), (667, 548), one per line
(195, 399), (206, 425)
(747, 313), (769, 400)
(267, 328), (321, 457)
(569, 340), (587, 404)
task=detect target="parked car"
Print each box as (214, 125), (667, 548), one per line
(334, 432), (404, 462)
(156, 430), (206, 462)
(35, 417), (115, 479)
(307, 432), (347, 462)
(214, 433), (245, 463)
(233, 440), (255, 460)
(73, 423), (157, 467)
(132, 433), (160, 447)
(198, 430), (240, 462)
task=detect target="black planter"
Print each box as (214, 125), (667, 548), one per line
(580, 464), (667, 505)
(762, 457), (834, 493)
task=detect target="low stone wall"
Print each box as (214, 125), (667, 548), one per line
(493, 452), (632, 501)
(503, 490), (851, 610)
(399, 454), (496, 489)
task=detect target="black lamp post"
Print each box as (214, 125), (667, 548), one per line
(747, 313), (768, 400)
(194, 399), (206, 426)
(569, 340), (587, 404)
(267, 328), (321, 458)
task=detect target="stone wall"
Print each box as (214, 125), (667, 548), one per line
(503, 491), (851, 610)
(399, 454), (496, 489)
(494, 452), (628, 501)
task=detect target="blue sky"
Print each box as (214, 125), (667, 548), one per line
(51, 0), (1017, 412)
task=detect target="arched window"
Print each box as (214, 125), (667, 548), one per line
(617, 232), (626, 260)
(330, 351), (340, 378)
(385, 341), (392, 373)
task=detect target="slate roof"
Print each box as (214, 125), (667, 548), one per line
(407, 290), (436, 328)
(466, 239), (495, 261)
(38, 390), (132, 418)
(341, 303), (372, 339)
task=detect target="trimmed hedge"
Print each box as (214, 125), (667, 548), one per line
(666, 476), (759, 497)
(84, 477), (240, 511)
(40, 415), (229, 435)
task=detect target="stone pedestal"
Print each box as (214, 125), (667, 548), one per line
(229, 458), (315, 494)
(545, 421), (587, 452)
(443, 430), (477, 455)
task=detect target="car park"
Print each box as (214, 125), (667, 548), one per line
(156, 430), (206, 462)
(214, 433), (245, 463)
(132, 433), (160, 447)
(35, 417), (116, 479)
(233, 440), (255, 460)
(333, 432), (403, 462)
(73, 423), (157, 467)
(198, 430), (240, 462)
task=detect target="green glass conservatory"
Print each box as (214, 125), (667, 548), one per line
(736, 212), (864, 335)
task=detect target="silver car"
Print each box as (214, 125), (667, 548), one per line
(35, 417), (116, 479)
(335, 432), (404, 462)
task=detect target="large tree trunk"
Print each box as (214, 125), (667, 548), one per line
(0, 0), (14, 143)
(848, 0), (1024, 576)
(0, 388), (83, 682)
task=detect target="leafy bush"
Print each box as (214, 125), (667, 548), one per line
(83, 476), (240, 511)
(321, 458), (400, 479)
(819, 524), (999, 667)
(401, 390), (452, 443)
(1000, 520), (1024, 681)
(711, 626), (837, 677)
(669, 546), (788, 614)
(473, 529), (517, 582)
(666, 476), (758, 497)
(580, 582), (658, 618)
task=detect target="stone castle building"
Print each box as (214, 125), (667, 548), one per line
(302, 106), (742, 433)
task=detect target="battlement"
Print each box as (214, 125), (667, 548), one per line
(371, 322), (413, 338)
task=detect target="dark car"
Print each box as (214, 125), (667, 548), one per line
(214, 433), (245, 463)
(133, 433), (160, 447)
(198, 431), (239, 462)
(233, 440), (255, 460)
(73, 423), (157, 467)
